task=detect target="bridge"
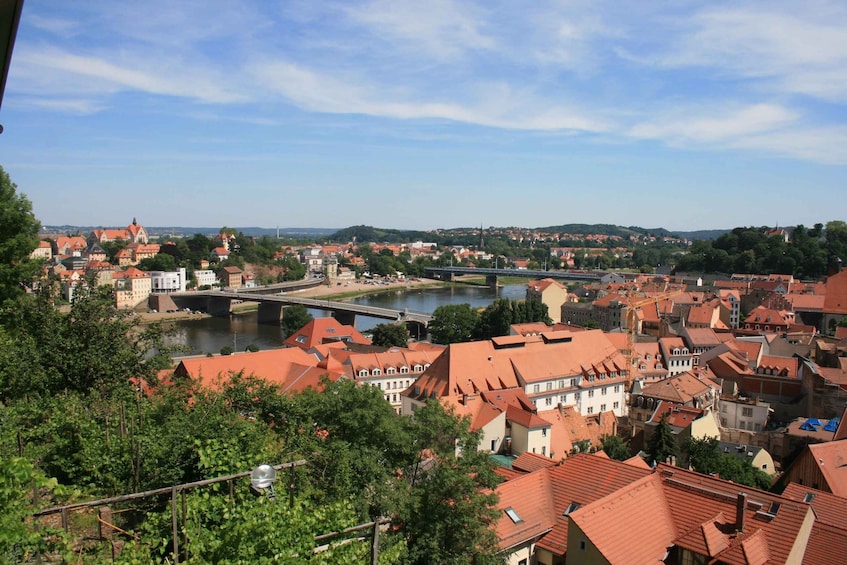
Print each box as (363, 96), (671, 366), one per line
(424, 266), (604, 287)
(169, 289), (433, 335)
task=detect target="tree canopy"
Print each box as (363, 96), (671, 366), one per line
(371, 322), (410, 348)
(281, 304), (313, 338)
(0, 166), (41, 308)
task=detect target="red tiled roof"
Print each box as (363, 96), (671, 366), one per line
(640, 372), (712, 404)
(284, 317), (371, 349)
(802, 521), (847, 565)
(824, 269), (847, 315)
(805, 441), (847, 497)
(512, 452), (558, 473)
(782, 483), (847, 529)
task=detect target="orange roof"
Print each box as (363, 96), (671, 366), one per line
(824, 269), (847, 315)
(497, 454), (651, 554)
(640, 372), (712, 404)
(512, 451), (558, 473)
(174, 347), (344, 394)
(801, 521), (847, 565)
(571, 473), (677, 563)
(648, 402), (707, 428)
(284, 317), (371, 349)
(805, 441), (847, 497)
(782, 483), (847, 529)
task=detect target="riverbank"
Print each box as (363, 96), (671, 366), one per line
(137, 277), (451, 323)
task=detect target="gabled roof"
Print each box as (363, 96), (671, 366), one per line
(640, 372), (712, 404)
(804, 440), (847, 497)
(284, 317), (371, 350)
(512, 451), (558, 473)
(824, 269), (847, 315)
(782, 483), (847, 529)
(497, 454), (651, 554)
(173, 347), (344, 394)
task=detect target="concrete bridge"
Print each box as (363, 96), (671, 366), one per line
(424, 266), (604, 287)
(170, 289), (433, 336)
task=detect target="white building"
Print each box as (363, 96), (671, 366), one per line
(719, 397), (771, 432)
(149, 268), (187, 293)
(194, 269), (218, 288)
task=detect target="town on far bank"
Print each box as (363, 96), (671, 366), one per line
(30, 218), (847, 563)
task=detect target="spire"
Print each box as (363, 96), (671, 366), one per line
(132, 217), (137, 226)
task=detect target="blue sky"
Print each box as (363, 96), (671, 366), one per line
(1, 0), (846, 232)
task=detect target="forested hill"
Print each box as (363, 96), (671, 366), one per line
(674, 223), (847, 280)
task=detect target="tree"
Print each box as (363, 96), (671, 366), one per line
(220, 345), (234, 355)
(281, 304), (313, 337)
(475, 298), (513, 340)
(646, 415), (678, 466)
(136, 252), (177, 272)
(371, 323), (409, 347)
(0, 166), (41, 307)
(684, 438), (772, 490)
(428, 304), (480, 345)
(600, 434), (630, 461)
(401, 400), (502, 564)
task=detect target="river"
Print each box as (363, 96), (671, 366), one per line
(166, 283), (527, 355)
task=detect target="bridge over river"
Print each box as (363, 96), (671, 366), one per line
(170, 288), (434, 334)
(424, 266), (606, 287)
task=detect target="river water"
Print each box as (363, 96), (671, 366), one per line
(167, 283), (527, 355)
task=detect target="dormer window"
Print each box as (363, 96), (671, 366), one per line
(400, 366), (409, 374)
(386, 367), (396, 375)
(359, 369), (369, 377)
(414, 364), (423, 372)
(372, 368), (381, 376)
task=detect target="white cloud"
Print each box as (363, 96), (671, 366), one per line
(343, 0), (494, 59)
(629, 104), (798, 144)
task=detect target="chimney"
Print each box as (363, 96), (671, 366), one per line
(736, 492), (747, 533)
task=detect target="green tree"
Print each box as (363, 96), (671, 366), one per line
(600, 434), (630, 461)
(0, 166), (41, 307)
(475, 298), (513, 339)
(281, 304), (313, 338)
(684, 438), (772, 490)
(402, 400), (502, 565)
(429, 304), (480, 345)
(646, 415), (678, 466)
(371, 323), (410, 348)
(136, 252), (177, 272)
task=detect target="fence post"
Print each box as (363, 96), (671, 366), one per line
(171, 486), (179, 563)
(370, 518), (380, 565)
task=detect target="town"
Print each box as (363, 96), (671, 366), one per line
(13, 214), (847, 564)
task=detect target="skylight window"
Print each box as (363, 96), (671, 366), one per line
(505, 507), (523, 523)
(563, 502), (581, 516)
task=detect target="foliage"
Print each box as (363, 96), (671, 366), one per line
(136, 253), (177, 272)
(674, 224), (842, 279)
(281, 304), (314, 338)
(474, 298), (513, 340)
(278, 254), (307, 281)
(370, 323), (409, 347)
(684, 438), (772, 490)
(401, 400), (502, 565)
(646, 415), (678, 466)
(0, 166), (41, 308)
(0, 456), (71, 563)
(429, 304), (480, 345)
(245, 343), (260, 352)
(0, 283), (173, 400)
(600, 434), (630, 461)
(220, 346), (234, 355)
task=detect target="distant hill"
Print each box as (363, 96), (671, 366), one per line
(41, 226), (338, 238)
(535, 224), (643, 237)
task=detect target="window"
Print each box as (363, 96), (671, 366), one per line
(742, 407), (753, 417)
(602, 387), (608, 395)
(546, 382), (552, 391)
(558, 380), (565, 389)
(560, 394), (567, 404)
(505, 508), (522, 524)
(400, 366), (409, 374)
(600, 404), (606, 411)
(358, 369), (369, 377)
(571, 379), (577, 387)
(541, 446), (546, 456)
(386, 367), (396, 375)
(563, 501), (581, 516)
(587, 407), (594, 414)
(372, 369), (381, 376)
(613, 401), (619, 409)
(542, 428), (548, 437)
(588, 390), (594, 398)
(545, 397), (552, 406)
(392, 394), (397, 402)
(614, 385), (620, 393)
(414, 364), (423, 372)
(533, 384), (540, 393)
